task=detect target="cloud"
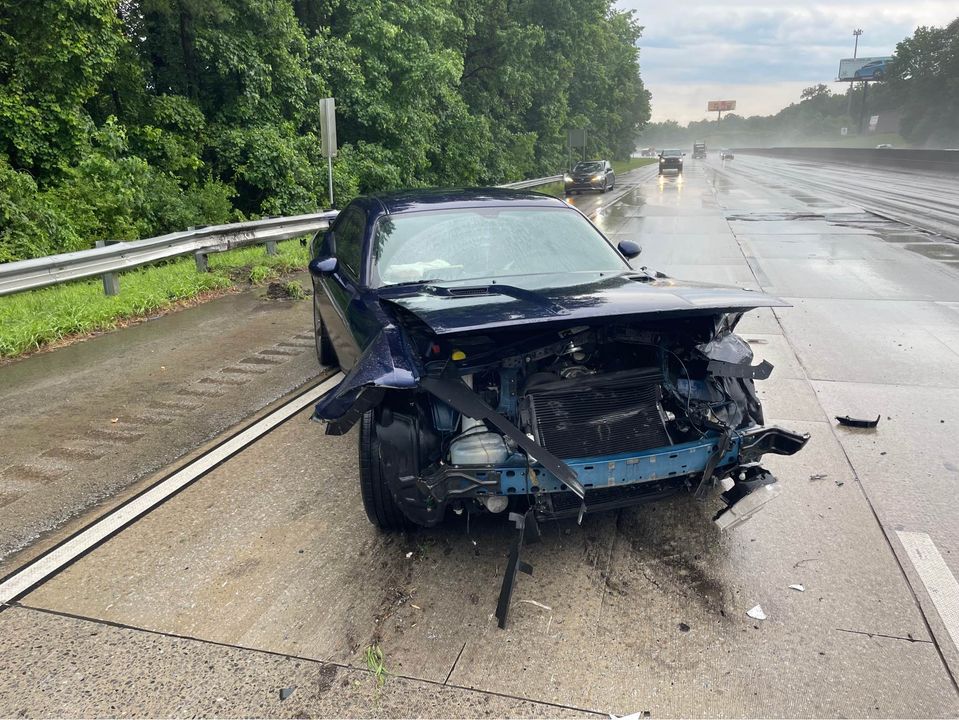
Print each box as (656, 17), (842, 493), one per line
(620, 1), (958, 122)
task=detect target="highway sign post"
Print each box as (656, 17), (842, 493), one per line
(319, 98), (337, 207)
(568, 128), (587, 166)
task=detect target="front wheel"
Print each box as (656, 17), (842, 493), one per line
(359, 411), (410, 532)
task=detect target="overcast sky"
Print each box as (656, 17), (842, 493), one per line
(615, 1), (957, 123)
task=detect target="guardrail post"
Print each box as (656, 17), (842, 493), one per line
(194, 251), (209, 273)
(265, 240), (278, 256)
(95, 241), (120, 296)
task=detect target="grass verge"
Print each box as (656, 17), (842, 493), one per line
(0, 239), (310, 359)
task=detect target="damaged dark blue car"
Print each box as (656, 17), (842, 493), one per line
(309, 189), (808, 612)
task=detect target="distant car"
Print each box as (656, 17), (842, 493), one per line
(854, 59), (888, 81)
(876, 144), (894, 149)
(658, 149), (683, 174)
(564, 160), (615, 194)
(720, 149), (735, 160)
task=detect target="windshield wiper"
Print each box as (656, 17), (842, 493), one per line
(381, 278), (445, 288)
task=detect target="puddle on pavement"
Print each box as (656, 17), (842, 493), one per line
(904, 243), (959, 261)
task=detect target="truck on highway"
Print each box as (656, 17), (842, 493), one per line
(693, 141), (706, 159)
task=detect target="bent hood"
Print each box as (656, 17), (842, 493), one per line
(380, 272), (787, 336)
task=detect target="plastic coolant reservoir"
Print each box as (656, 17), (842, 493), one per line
(449, 432), (510, 465)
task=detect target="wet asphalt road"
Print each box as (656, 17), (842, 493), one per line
(2, 161), (959, 717)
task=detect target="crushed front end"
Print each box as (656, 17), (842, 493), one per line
(314, 308), (808, 531)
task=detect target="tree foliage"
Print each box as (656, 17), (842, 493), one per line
(887, 18), (959, 146)
(0, 0), (649, 261)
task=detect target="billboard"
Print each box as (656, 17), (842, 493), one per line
(838, 56), (892, 81)
(707, 100), (736, 112)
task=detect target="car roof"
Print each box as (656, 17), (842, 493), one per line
(355, 187), (569, 216)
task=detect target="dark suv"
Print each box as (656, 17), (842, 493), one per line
(658, 149), (684, 174)
(564, 160), (615, 194)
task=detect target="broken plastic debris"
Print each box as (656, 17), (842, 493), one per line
(746, 604), (767, 621)
(789, 584), (805, 592)
(279, 687), (295, 701)
(836, 414), (880, 428)
(517, 599), (552, 611)
(405, 551), (413, 558)
(111, 417), (119, 423)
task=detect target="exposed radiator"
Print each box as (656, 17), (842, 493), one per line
(525, 368), (670, 460)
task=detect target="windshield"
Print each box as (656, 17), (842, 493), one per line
(661, 149), (682, 157)
(372, 207), (628, 286)
(573, 162), (603, 173)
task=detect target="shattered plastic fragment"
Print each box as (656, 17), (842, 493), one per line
(518, 599), (552, 611)
(789, 584), (805, 592)
(746, 604), (767, 620)
(279, 688), (295, 701)
(836, 415), (880, 428)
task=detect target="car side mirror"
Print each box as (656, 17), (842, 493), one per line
(618, 240), (642, 259)
(309, 256), (338, 276)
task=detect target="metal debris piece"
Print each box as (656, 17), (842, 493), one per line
(279, 687), (295, 701)
(746, 604), (767, 620)
(789, 584), (805, 592)
(495, 509), (541, 629)
(836, 414), (880, 428)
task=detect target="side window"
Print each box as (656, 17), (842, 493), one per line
(333, 206), (366, 280)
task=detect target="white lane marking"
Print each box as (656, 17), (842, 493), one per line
(897, 530), (959, 652)
(0, 373), (343, 605)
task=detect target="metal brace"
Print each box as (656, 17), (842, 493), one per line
(495, 509), (541, 629)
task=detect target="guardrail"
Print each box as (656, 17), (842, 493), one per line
(0, 175), (563, 297)
(732, 147), (959, 174)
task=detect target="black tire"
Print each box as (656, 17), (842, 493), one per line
(601, 179), (608, 193)
(313, 290), (337, 368)
(359, 410), (410, 532)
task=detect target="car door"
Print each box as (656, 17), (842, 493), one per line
(318, 205), (366, 370)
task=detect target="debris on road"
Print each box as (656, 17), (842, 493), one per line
(678, 622), (691, 632)
(746, 604), (767, 620)
(809, 473), (828, 482)
(279, 687), (295, 701)
(517, 599), (552, 611)
(405, 551), (413, 559)
(836, 415), (880, 428)
(789, 584), (805, 592)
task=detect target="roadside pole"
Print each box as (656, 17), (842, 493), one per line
(319, 98), (337, 208)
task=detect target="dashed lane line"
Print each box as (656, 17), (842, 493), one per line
(897, 531), (959, 655)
